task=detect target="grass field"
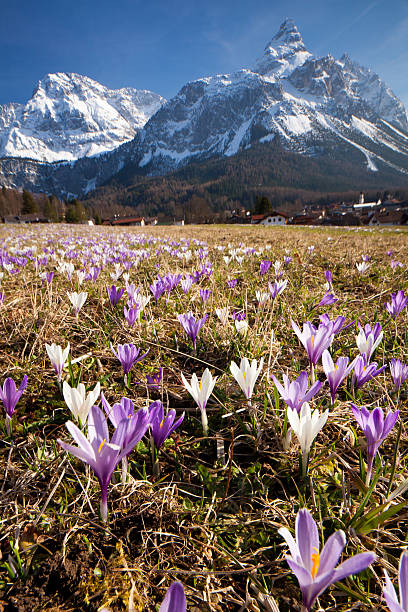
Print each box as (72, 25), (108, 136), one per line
(1, 223), (408, 611)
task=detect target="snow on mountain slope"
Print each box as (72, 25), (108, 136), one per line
(0, 73), (165, 162)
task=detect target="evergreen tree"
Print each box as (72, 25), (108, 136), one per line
(21, 190), (38, 214)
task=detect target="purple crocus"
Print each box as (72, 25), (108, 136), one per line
(111, 343), (149, 385)
(58, 405), (136, 521)
(279, 508), (375, 612)
(146, 368), (163, 390)
(177, 312), (207, 349)
(390, 358), (408, 391)
(101, 393), (151, 483)
(199, 289), (211, 303)
(260, 259), (271, 276)
(0, 375), (27, 435)
(149, 401), (184, 450)
(272, 371), (322, 413)
(352, 355), (387, 389)
(159, 582), (186, 612)
(226, 279), (237, 289)
(322, 350), (357, 404)
(385, 290), (408, 319)
(351, 402), (399, 484)
(291, 320), (334, 380)
(324, 269), (333, 284)
(316, 292), (338, 308)
(383, 550), (408, 612)
(284, 256), (292, 267)
(149, 279), (166, 301)
(319, 314), (353, 335)
(123, 304), (140, 328)
(232, 310), (246, 322)
(107, 285), (125, 306)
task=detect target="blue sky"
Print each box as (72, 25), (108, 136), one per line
(1, 0), (407, 108)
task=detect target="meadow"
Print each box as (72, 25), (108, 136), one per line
(1, 223), (408, 612)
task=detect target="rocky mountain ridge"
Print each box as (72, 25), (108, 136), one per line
(0, 19), (407, 197)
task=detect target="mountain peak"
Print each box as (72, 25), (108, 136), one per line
(270, 18), (304, 48)
(252, 19), (312, 77)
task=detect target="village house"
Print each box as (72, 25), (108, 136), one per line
(251, 211), (289, 225)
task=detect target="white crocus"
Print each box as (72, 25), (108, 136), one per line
(76, 270), (86, 285)
(110, 263), (123, 281)
(180, 368), (217, 436)
(356, 328), (383, 361)
(68, 291), (88, 317)
(356, 261), (370, 275)
(63, 381), (100, 424)
(216, 307), (229, 325)
(256, 291), (270, 307)
(230, 357), (264, 400)
(286, 403), (329, 476)
(45, 342), (70, 382)
(235, 319), (249, 336)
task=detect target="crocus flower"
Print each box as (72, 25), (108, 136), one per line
(383, 549), (408, 612)
(351, 403), (399, 484)
(67, 291), (87, 317)
(159, 581), (186, 612)
(391, 260), (403, 271)
(324, 269), (333, 284)
(149, 401), (184, 450)
(356, 322), (383, 361)
(322, 350), (357, 404)
(177, 312), (207, 349)
(256, 291), (270, 307)
(385, 290), (408, 319)
(181, 277), (194, 294)
(390, 358), (408, 391)
(235, 319), (249, 336)
(215, 307), (229, 325)
(45, 342), (70, 382)
(287, 403), (329, 476)
(260, 260), (271, 275)
(199, 289), (211, 303)
(111, 343), (149, 384)
(0, 375), (27, 435)
(272, 371), (322, 413)
(107, 285), (125, 306)
(227, 279), (237, 288)
(284, 256), (291, 267)
(232, 310), (246, 322)
(180, 368), (217, 436)
(101, 393), (151, 482)
(146, 368), (163, 390)
(269, 279), (288, 300)
(62, 381), (101, 424)
(278, 508), (375, 611)
(356, 262), (370, 274)
(352, 355), (387, 389)
(149, 279), (166, 301)
(58, 405), (136, 521)
(316, 292), (338, 308)
(230, 357), (264, 400)
(123, 304), (140, 327)
(319, 314), (352, 335)
(291, 320), (334, 380)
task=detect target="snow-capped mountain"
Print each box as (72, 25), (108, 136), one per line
(0, 72), (165, 162)
(130, 19), (408, 177)
(0, 19), (407, 196)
